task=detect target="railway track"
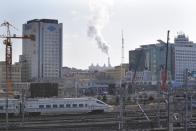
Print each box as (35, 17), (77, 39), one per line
(1, 109), (196, 130)
(0, 110), (164, 122)
(0, 114), (164, 130)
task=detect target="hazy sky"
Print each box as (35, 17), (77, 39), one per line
(0, 0), (196, 69)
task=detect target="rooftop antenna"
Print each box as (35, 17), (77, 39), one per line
(121, 30), (124, 65)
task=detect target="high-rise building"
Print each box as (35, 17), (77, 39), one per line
(22, 19), (63, 81)
(129, 43), (172, 85)
(173, 34), (196, 84)
(129, 33), (196, 86)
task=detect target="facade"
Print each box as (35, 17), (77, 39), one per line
(0, 61), (22, 83)
(129, 43), (172, 85)
(173, 34), (196, 84)
(129, 49), (146, 71)
(19, 55), (29, 82)
(129, 33), (196, 86)
(0, 61), (29, 95)
(22, 19), (63, 81)
(125, 70), (152, 85)
(80, 83), (109, 96)
(105, 64), (129, 81)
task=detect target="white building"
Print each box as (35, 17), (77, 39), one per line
(22, 19), (63, 81)
(89, 57), (113, 72)
(173, 34), (196, 84)
(89, 64), (113, 71)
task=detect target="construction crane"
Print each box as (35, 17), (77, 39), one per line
(0, 21), (35, 129)
(0, 21), (35, 96)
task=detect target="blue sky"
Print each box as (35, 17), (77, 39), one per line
(0, 0), (196, 69)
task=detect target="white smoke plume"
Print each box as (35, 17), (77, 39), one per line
(87, 0), (114, 55)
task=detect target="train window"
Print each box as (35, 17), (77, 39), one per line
(79, 104), (83, 107)
(46, 105), (51, 108)
(85, 104), (88, 107)
(39, 105), (44, 108)
(72, 104), (77, 108)
(0, 106), (3, 110)
(96, 101), (104, 105)
(66, 104), (71, 108)
(59, 104), (64, 108)
(53, 104), (58, 108)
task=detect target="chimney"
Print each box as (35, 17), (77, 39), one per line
(108, 57), (111, 67)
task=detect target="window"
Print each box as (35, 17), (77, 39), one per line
(79, 104), (83, 107)
(72, 104), (77, 108)
(53, 104), (58, 108)
(46, 105), (51, 108)
(66, 104), (71, 108)
(59, 104), (64, 108)
(85, 104), (88, 107)
(0, 106), (3, 110)
(39, 105), (44, 108)
(96, 101), (105, 105)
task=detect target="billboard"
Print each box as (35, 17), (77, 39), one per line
(30, 83), (58, 98)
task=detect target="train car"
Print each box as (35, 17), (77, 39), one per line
(0, 98), (20, 116)
(24, 97), (113, 115)
(192, 101), (196, 109)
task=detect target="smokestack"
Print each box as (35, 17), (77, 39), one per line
(108, 56), (111, 67)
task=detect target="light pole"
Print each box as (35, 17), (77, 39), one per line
(157, 30), (173, 131)
(184, 68), (189, 131)
(75, 72), (78, 98)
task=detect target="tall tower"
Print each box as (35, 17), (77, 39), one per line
(22, 19), (63, 81)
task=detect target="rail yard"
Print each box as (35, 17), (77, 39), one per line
(0, 103), (196, 131)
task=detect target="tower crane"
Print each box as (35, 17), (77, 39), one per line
(0, 21), (35, 96)
(0, 21), (35, 129)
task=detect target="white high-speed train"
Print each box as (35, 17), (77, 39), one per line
(0, 98), (20, 115)
(0, 97), (113, 116)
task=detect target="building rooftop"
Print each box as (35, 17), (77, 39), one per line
(27, 19), (58, 24)
(174, 33), (190, 44)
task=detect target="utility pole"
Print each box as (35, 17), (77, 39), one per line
(75, 72), (78, 98)
(21, 87), (25, 127)
(157, 82), (161, 128)
(190, 91), (193, 121)
(157, 31), (173, 130)
(163, 30), (173, 131)
(184, 68), (188, 131)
